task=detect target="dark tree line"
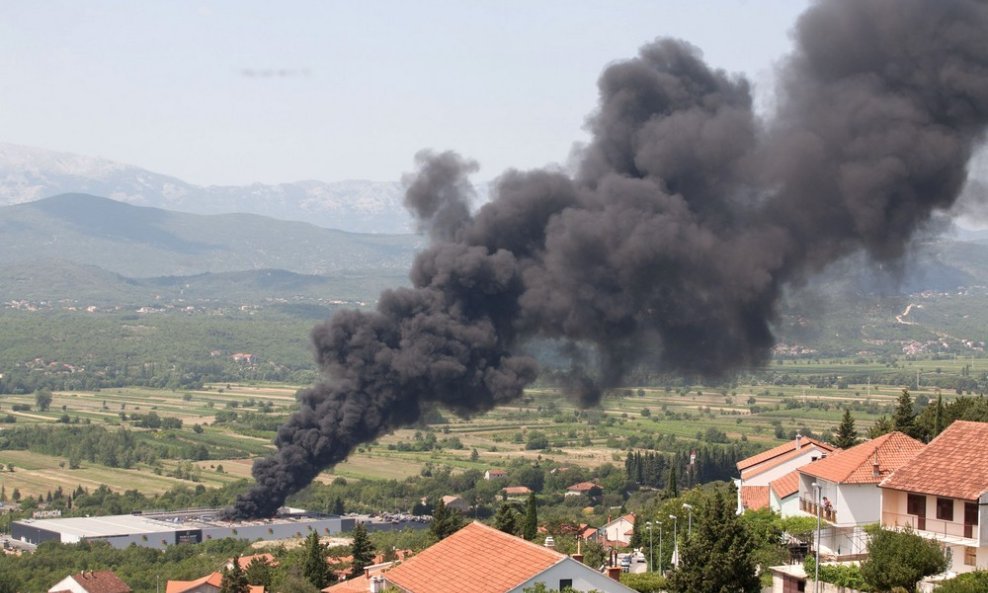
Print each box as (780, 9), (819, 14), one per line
(625, 446), (748, 489)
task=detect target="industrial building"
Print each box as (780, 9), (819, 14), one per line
(11, 508), (425, 550)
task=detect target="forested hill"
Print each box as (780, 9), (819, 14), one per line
(0, 193), (421, 277)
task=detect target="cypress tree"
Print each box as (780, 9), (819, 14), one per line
(665, 465), (679, 498)
(893, 388), (920, 438)
(523, 492), (538, 541)
(220, 555), (249, 593)
(302, 531), (332, 588)
(833, 408), (859, 449)
(350, 523), (376, 577)
(494, 502), (518, 536)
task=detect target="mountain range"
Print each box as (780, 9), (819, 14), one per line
(0, 193), (421, 278)
(0, 143), (415, 233)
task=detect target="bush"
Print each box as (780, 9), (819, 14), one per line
(621, 572), (667, 593)
(860, 526), (946, 592)
(934, 571), (988, 593)
(804, 557), (870, 591)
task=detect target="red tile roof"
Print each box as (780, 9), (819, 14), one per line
(770, 471), (800, 499)
(881, 421), (988, 500)
(740, 485), (770, 511)
(567, 481), (599, 492)
(165, 572), (264, 593)
(383, 522), (563, 593)
(737, 437), (834, 472)
(800, 432), (924, 484)
(67, 572), (132, 593)
(740, 443), (835, 481)
(501, 486), (533, 496)
(234, 553), (277, 570)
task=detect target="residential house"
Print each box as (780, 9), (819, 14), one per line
(381, 521), (637, 593)
(736, 435), (836, 514)
(880, 421), (988, 574)
(225, 553), (277, 571)
(49, 571), (131, 593)
(485, 469), (508, 481)
(566, 482), (601, 497)
(165, 572), (265, 593)
(501, 486), (533, 500)
(793, 431), (924, 559)
(441, 495), (470, 513)
(768, 470), (800, 516)
(598, 514), (635, 547)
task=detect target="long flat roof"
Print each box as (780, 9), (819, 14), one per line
(18, 514), (180, 538)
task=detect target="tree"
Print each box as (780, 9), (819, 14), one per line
(628, 513), (644, 549)
(664, 466), (679, 499)
(34, 389), (53, 412)
(860, 526), (946, 592)
(302, 531), (332, 588)
(494, 502), (518, 536)
(667, 489), (760, 593)
(430, 498), (463, 540)
(893, 389), (923, 439)
(868, 415), (894, 439)
(331, 496), (344, 515)
(220, 555), (249, 593)
(350, 523), (376, 577)
(523, 492), (539, 541)
(245, 557), (273, 589)
(833, 408), (859, 449)
(934, 571), (988, 593)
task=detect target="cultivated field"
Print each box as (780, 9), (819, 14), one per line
(1, 356), (985, 500)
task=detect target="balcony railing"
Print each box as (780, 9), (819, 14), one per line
(800, 497), (836, 523)
(882, 511), (979, 544)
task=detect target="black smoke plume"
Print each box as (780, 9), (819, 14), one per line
(233, 0), (988, 518)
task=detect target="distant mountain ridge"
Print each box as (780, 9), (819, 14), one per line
(0, 142), (413, 233)
(0, 193), (421, 277)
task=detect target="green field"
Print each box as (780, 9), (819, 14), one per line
(1, 356), (986, 501)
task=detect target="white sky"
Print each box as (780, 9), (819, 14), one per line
(1, 1), (812, 186)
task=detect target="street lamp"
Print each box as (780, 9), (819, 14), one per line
(646, 521), (654, 572)
(657, 522), (663, 574)
(812, 482), (821, 593)
(682, 503), (693, 538)
(669, 514), (679, 567)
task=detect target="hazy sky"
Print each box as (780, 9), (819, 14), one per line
(2, 1), (812, 186)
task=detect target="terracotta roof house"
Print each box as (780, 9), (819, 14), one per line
(768, 470), (801, 516)
(598, 514), (635, 547)
(382, 521), (636, 593)
(502, 486), (533, 499)
(880, 421), (988, 574)
(48, 571), (131, 593)
(566, 482), (601, 497)
(485, 469), (508, 480)
(165, 572), (265, 593)
(736, 435), (836, 514)
(226, 553), (277, 571)
(791, 431), (925, 559)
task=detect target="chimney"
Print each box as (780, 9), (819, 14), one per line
(795, 434), (803, 450)
(544, 536), (555, 548)
(607, 566), (623, 581)
(872, 451), (881, 478)
(571, 539), (585, 564)
(369, 575), (385, 593)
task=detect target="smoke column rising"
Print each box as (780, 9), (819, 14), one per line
(233, 0), (988, 518)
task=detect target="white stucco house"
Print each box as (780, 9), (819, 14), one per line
(793, 431), (924, 559)
(880, 421), (988, 574)
(736, 435), (836, 514)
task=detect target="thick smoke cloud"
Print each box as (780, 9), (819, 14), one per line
(233, 0), (988, 518)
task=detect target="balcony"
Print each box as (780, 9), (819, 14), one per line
(800, 497), (836, 523)
(881, 511), (980, 545)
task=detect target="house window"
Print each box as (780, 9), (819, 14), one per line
(559, 579), (573, 591)
(965, 546), (977, 566)
(937, 498), (954, 522)
(965, 502), (978, 526)
(907, 494), (925, 516)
